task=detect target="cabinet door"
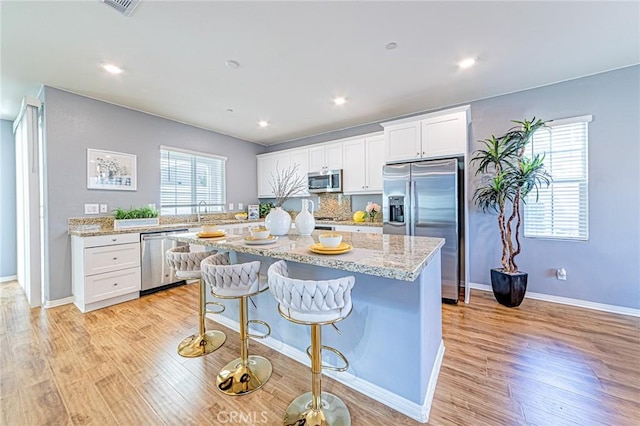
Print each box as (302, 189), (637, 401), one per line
(257, 152), (290, 198)
(365, 136), (385, 192)
(342, 139), (366, 193)
(384, 122), (421, 163)
(290, 149), (310, 197)
(421, 111), (467, 158)
(325, 143), (344, 170)
(308, 146), (326, 172)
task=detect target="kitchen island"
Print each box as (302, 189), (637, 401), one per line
(170, 229), (444, 423)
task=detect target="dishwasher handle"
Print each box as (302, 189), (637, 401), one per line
(141, 229), (188, 241)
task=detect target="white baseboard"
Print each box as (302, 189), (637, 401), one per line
(0, 275), (17, 283)
(210, 314), (441, 423)
(469, 282), (640, 317)
(44, 296), (74, 309)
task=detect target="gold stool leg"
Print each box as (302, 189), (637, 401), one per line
(216, 296), (272, 395)
(284, 324), (351, 426)
(177, 279), (226, 358)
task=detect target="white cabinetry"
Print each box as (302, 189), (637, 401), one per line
(333, 224), (382, 234)
(309, 142), (343, 172)
(257, 151), (290, 198)
(342, 134), (384, 194)
(382, 105), (470, 163)
(72, 232), (141, 313)
(257, 149), (309, 198)
(290, 148), (310, 197)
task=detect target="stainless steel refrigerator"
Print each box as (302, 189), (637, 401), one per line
(383, 158), (463, 303)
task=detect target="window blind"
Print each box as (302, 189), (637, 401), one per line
(524, 116), (591, 240)
(160, 147), (226, 215)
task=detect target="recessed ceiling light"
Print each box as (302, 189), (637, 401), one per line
(458, 58), (476, 69)
(385, 42), (398, 50)
(225, 60), (240, 69)
(333, 97), (347, 106)
(258, 120), (269, 127)
(102, 63), (123, 74)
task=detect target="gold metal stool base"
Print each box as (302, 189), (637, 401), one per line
(177, 330), (226, 358)
(284, 392), (351, 426)
(216, 355), (272, 396)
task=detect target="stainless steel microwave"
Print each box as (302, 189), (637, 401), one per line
(307, 169), (342, 193)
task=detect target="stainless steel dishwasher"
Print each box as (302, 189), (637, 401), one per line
(140, 229), (188, 295)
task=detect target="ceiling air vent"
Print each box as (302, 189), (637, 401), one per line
(101, 0), (141, 17)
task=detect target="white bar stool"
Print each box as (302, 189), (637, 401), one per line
(165, 246), (226, 358)
(268, 260), (355, 426)
(201, 253), (273, 396)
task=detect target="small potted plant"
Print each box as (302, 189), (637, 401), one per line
(113, 205), (159, 230)
(471, 118), (551, 307)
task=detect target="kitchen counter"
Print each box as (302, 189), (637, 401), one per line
(170, 228), (441, 281)
(68, 218), (380, 237)
(67, 219), (264, 237)
(174, 228), (444, 423)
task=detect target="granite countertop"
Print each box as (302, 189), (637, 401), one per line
(67, 219), (263, 237)
(68, 218), (382, 237)
(170, 228), (443, 282)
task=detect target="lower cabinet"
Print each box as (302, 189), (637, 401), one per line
(72, 232), (141, 313)
(333, 224), (382, 234)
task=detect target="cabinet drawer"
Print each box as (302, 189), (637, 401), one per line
(83, 233), (140, 248)
(85, 267), (141, 303)
(84, 243), (140, 275)
(334, 225), (383, 234)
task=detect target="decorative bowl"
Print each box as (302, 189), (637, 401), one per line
(202, 225), (218, 234)
(319, 233), (342, 248)
(250, 227), (271, 240)
(235, 213), (248, 220)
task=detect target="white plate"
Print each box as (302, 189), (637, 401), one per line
(244, 236), (278, 245)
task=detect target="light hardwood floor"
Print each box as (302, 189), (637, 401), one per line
(1, 280), (638, 425)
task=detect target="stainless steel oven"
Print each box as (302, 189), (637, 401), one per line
(308, 169), (342, 193)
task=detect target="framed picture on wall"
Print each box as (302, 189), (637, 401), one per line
(87, 149), (137, 191)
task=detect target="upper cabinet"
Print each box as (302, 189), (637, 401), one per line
(382, 105), (470, 163)
(308, 142), (343, 172)
(257, 149), (310, 198)
(290, 148), (310, 197)
(342, 134), (384, 194)
(257, 151), (290, 198)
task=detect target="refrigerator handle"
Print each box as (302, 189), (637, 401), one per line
(409, 180), (416, 236)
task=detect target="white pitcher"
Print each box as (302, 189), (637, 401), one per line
(295, 199), (316, 236)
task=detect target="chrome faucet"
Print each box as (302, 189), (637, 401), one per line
(197, 200), (207, 223)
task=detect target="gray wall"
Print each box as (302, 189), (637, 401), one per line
(0, 119), (17, 278)
(265, 66), (640, 309)
(43, 87), (265, 301)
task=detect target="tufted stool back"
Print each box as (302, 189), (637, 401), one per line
(165, 246), (213, 279)
(268, 260), (355, 324)
(201, 253), (266, 297)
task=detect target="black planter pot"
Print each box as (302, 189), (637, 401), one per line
(490, 268), (528, 307)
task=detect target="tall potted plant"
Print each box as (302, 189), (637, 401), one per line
(471, 118), (551, 307)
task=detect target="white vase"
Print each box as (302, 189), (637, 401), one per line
(295, 199), (316, 236)
(265, 207), (291, 236)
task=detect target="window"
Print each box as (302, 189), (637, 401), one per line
(524, 115), (591, 241)
(160, 147), (226, 215)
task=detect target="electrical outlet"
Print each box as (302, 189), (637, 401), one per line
(228, 203), (234, 211)
(238, 203), (243, 210)
(556, 268), (567, 280)
(84, 203), (99, 214)
(99, 204), (108, 213)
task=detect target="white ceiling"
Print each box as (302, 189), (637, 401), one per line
(1, 1), (638, 145)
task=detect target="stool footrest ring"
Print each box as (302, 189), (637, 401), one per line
(247, 319), (271, 339)
(305, 345), (349, 372)
(205, 300), (225, 315)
